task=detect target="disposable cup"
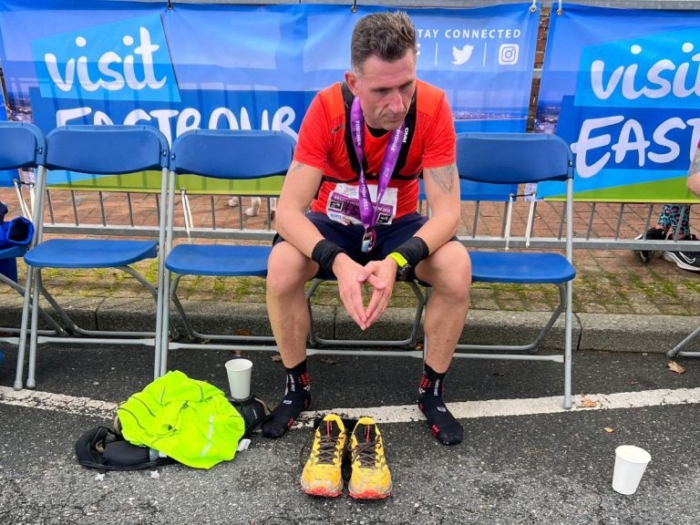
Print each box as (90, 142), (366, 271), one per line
(225, 358), (253, 400)
(612, 445), (651, 495)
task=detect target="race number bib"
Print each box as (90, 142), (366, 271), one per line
(326, 184), (397, 226)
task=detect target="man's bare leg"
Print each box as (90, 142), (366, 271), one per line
(415, 241), (472, 444)
(262, 241), (319, 438)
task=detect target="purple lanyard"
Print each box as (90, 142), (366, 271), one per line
(350, 97), (405, 252)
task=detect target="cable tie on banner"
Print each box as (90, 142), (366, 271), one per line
(557, 0), (564, 15)
(167, 1), (173, 10)
(529, 0), (537, 13)
(351, 0), (358, 13)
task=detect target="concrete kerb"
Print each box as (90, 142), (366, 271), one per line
(1, 295), (696, 355)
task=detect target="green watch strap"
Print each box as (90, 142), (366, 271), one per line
(387, 252), (409, 268)
(388, 252), (411, 281)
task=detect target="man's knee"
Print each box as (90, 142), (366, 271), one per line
(267, 242), (316, 294)
(438, 264), (471, 303)
(420, 243), (472, 301)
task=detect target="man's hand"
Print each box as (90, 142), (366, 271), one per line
(332, 255), (397, 330)
(358, 258), (398, 328)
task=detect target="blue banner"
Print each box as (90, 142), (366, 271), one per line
(0, 55), (20, 188)
(0, 0), (538, 189)
(536, 3), (700, 202)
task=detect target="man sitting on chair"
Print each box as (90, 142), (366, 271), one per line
(263, 11), (472, 445)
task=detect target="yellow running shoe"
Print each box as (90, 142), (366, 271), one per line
(348, 417), (392, 500)
(300, 414), (346, 497)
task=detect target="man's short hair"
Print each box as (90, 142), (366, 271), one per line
(351, 11), (417, 71)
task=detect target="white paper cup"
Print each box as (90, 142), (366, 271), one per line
(225, 358), (253, 400)
(612, 445), (651, 495)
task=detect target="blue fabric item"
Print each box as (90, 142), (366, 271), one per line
(0, 216), (34, 247)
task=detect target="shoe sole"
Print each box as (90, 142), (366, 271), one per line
(301, 485), (343, 498)
(349, 488), (392, 500)
(664, 251), (700, 272)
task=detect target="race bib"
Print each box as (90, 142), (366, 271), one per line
(326, 183), (397, 226)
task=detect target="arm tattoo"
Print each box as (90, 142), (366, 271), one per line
(288, 161), (306, 175)
(427, 163), (457, 194)
(690, 149), (700, 177)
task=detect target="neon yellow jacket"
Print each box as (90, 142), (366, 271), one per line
(117, 370), (245, 469)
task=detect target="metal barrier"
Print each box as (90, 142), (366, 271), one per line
(4, 184), (700, 252)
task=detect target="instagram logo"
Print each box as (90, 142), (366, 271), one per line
(498, 43), (519, 65)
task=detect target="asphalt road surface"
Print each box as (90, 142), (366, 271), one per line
(2, 344), (700, 524)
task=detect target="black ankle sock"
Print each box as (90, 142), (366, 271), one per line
(418, 364), (463, 445)
(262, 360), (311, 439)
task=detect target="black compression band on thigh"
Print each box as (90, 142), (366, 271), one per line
(393, 236), (430, 268)
(311, 239), (345, 276)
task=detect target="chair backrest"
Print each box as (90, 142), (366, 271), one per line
(169, 130), (296, 179)
(0, 122), (45, 170)
(44, 125), (170, 173)
(456, 132), (573, 185)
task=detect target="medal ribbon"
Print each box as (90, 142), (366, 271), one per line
(350, 97), (405, 252)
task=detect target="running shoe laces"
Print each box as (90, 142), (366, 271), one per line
(300, 414), (346, 497)
(348, 416), (392, 500)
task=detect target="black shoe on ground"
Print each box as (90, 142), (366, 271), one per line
(634, 227), (667, 263)
(663, 234), (700, 272)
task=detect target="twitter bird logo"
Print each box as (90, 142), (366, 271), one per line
(452, 44), (474, 65)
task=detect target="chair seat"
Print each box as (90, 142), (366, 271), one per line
(470, 251), (576, 284)
(24, 239), (158, 268)
(165, 244), (271, 277)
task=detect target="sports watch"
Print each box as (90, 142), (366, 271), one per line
(387, 252), (411, 281)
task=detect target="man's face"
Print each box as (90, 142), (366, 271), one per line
(345, 50), (416, 131)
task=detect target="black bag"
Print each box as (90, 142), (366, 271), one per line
(230, 395), (272, 437)
(75, 426), (175, 471)
(76, 394), (273, 470)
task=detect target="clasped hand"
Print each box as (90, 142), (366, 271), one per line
(332, 255), (398, 331)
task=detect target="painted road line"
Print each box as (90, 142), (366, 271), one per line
(297, 387), (700, 427)
(0, 386), (117, 419)
(3, 385), (700, 426)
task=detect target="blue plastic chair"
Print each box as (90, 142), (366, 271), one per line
(15, 125), (170, 390)
(158, 130), (295, 375)
(0, 122), (63, 345)
(454, 132), (576, 408)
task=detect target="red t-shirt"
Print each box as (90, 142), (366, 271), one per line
(294, 79), (456, 221)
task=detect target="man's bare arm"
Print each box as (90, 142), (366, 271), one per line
(274, 161), (326, 257)
(428, 163), (457, 194)
(411, 162), (461, 252)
